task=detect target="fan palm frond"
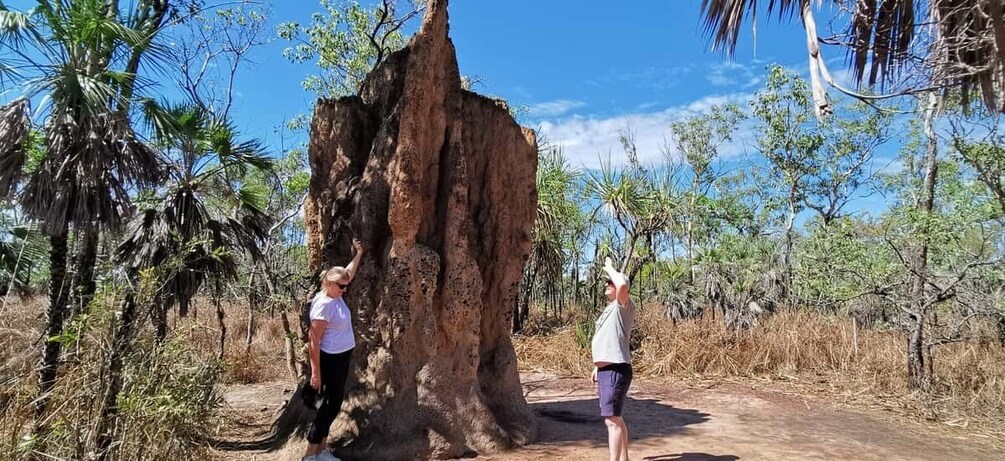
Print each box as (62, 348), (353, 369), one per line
(22, 113), (164, 232)
(699, 0), (1005, 112)
(0, 221), (47, 295)
(208, 119), (273, 172)
(0, 1), (44, 50)
(115, 103), (274, 315)
(0, 98), (30, 198)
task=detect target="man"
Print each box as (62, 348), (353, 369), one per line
(591, 257), (635, 461)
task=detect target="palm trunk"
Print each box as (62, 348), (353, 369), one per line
(34, 228), (70, 431)
(94, 291), (138, 461)
(907, 93), (940, 390)
(522, 269), (535, 324)
(246, 271), (258, 355)
(68, 226), (99, 318)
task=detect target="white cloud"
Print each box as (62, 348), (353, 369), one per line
(706, 61), (760, 88)
(526, 99), (587, 118)
(592, 64), (696, 91)
(537, 93), (755, 169)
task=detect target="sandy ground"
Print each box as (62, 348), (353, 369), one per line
(212, 373), (1004, 461)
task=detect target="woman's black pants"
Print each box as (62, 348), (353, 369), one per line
(306, 348), (352, 444)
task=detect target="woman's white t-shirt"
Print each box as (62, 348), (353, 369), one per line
(309, 292), (356, 354)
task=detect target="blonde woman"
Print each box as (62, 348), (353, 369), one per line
(303, 239), (363, 461)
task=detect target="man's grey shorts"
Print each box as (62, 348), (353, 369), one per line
(597, 362), (632, 417)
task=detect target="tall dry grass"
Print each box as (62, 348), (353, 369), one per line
(167, 299), (296, 384)
(0, 295), (225, 460)
(0, 296), (299, 460)
(515, 304), (1005, 429)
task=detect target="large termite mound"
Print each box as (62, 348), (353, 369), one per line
(303, 0), (538, 458)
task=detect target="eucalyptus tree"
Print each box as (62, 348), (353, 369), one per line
(947, 107), (1005, 346)
(864, 93), (1004, 389)
(948, 110), (1005, 218)
(806, 99), (893, 224)
(904, 93), (942, 389)
(751, 65), (824, 295)
(0, 0), (171, 426)
(278, 0), (418, 98)
(669, 102), (745, 282)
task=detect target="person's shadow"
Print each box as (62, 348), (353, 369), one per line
(530, 397), (710, 444)
(643, 454), (740, 461)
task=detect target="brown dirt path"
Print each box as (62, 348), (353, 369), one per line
(212, 373), (1004, 461)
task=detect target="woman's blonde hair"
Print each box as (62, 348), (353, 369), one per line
(320, 266), (350, 287)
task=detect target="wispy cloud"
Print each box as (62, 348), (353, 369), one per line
(588, 64), (697, 91)
(706, 61), (763, 89)
(538, 93), (756, 169)
(527, 99), (587, 117)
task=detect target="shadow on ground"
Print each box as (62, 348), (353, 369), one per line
(531, 397), (710, 445)
(643, 454), (740, 461)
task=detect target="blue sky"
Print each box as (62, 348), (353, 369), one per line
(0, 0), (868, 166)
(1, 0), (901, 218)
(214, 0), (832, 166)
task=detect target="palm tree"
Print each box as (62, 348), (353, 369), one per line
(117, 102), (272, 342)
(0, 0), (170, 428)
(517, 146), (583, 329)
(587, 149), (675, 283)
(93, 103), (270, 459)
(699, 0), (1005, 114)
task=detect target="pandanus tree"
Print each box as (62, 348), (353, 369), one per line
(116, 102), (272, 344)
(0, 0), (170, 429)
(587, 142), (676, 284)
(518, 147), (581, 329)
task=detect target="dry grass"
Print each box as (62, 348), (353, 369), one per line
(0, 295), (226, 460)
(515, 303), (1005, 430)
(0, 296), (298, 460)
(6, 294), (1004, 442)
(1, 296), (297, 386)
(168, 299), (296, 384)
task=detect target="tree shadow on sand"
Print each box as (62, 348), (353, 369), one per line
(530, 397), (710, 445)
(643, 454), (740, 461)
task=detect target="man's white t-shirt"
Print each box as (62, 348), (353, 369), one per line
(309, 291), (356, 354)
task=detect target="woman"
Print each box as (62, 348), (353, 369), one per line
(303, 239), (363, 461)
(591, 257), (635, 461)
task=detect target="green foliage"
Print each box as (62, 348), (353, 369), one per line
(115, 339), (223, 458)
(951, 133), (1005, 218)
(118, 103), (272, 316)
(574, 317), (594, 350)
(278, 0), (410, 97)
(794, 216), (897, 306)
(751, 65), (824, 202)
(0, 0), (170, 232)
(0, 217), (46, 295)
